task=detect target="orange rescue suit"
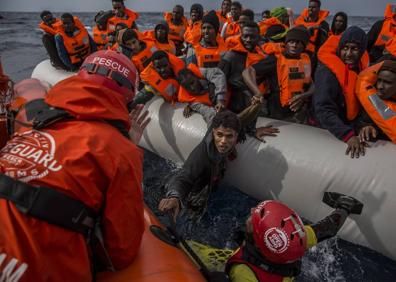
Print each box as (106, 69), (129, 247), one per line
(140, 54), (185, 103)
(57, 23), (91, 65)
(107, 8), (139, 33)
(193, 37), (227, 68)
(178, 63), (213, 106)
(0, 76), (144, 282)
(318, 35), (369, 121)
(356, 62), (396, 143)
(276, 52), (312, 107)
(184, 20), (203, 45)
(295, 8), (329, 53)
(374, 4), (396, 48)
(38, 18), (62, 35)
(164, 12), (188, 43)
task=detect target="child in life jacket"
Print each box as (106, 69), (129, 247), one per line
(226, 195), (361, 282)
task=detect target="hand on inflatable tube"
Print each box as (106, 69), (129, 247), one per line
(183, 105), (193, 118)
(128, 104), (151, 145)
(358, 125), (377, 142)
(254, 125), (279, 143)
(158, 197), (181, 223)
(345, 136), (369, 159)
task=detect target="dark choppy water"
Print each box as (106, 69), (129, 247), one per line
(1, 11), (396, 281)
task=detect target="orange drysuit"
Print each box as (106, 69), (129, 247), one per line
(0, 76), (144, 281)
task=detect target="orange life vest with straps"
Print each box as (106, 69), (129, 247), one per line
(262, 42), (284, 55)
(164, 12), (188, 43)
(318, 35), (369, 121)
(178, 63), (213, 106)
(295, 8), (329, 53)
(140, 54), (185, 103)
(58, 23), (91, 65)
(184, 20), (202, 45)
(107, 8), (139, 33)
(258, 17), (282, 37)
(356, 62), (396, 143)
(93, 26), (109, 50)
(131, 41), (158, 73)
(216, 10), (229, 31)
(374, 4), (396, 47)
(39, 18), (62, 35)
(142, 30), (176, 55)
(276, 52), (312, 107)
(224, 21), (241, 39)
(193, 37), (227, 68)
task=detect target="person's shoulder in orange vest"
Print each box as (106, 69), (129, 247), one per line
(38, 10), (62, 35)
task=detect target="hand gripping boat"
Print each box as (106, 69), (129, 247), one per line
(32, 59), (396, 261)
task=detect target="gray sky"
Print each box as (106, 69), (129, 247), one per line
(0, 0), (389, 16)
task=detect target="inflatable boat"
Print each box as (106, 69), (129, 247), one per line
(32, 59), (396, 261)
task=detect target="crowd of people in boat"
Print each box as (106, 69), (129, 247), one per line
(0, 0), (395, 281)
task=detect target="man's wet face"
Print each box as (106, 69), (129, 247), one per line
(221, 0), (232, 15)
(201, 23), (217, 44)
(241, 26), (259, 52)
(112, 1), (125, 17)
(376, 70), (396, 101)
(333, 15), (346, 34)
(213, 126), (238, 154)
(173, 6), (183, 21)
(153, 57), (173, 79)
(339, 42), (361, 66)
(43, 13), (55, 25)
(190, 9), (202, 22)
(156, 26), (168, 42)
(124, 38), (141, 55)
(308, 1), (320, 19)
(231, 5), (242, 21)
(286, 40), (305, 57)
(62, 17), (75, 33)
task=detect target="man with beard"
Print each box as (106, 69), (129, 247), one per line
(143, 22), (176, 55)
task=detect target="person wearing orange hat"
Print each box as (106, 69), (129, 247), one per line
(0, 50), (149, 281)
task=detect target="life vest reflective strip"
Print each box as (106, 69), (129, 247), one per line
(216, 10), (229, 31)
(193, 37), (227, 68)
(131, 41), (158, 72)
(276, 53), (311, 107)
(258, 17), (282, 37)
(226, 248), (285, 282)
(318, 35), (368, 121)
(140, 54), (184, 103)
(178, 64), (213, 106)
(38, 19), (62, 35)
(58, 26), (91, 65)
(93, 26), (109, 50)
(184, 21), (202, 45)
(356, 62), (396, 143)
(295, 9), (329, 53)
(142, 30), (176, 55)
(107, 8), (139, 33)
(164, 12), (188, 42)
(374, 4), (396, 47)
(224, 21), (240, 39)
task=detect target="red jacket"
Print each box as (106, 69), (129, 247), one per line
(0, 76), (144, 281)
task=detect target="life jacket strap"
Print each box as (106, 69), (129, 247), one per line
(0, 173), (97, 236)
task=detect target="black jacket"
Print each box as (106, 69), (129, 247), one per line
(367, 19), (386, 63)
(165, 130), (230, 212)
(313, 63), (356, 141)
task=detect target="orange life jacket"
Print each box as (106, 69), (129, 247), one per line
(193, 37), (227, 68)
(374, 4), (396, 47)
(131, 41), (158, 73)
(276, 52), (312, 107)
(93, 26), (109, 50)
(262, 42), (284, 55)
(57, 23), (91, 65)
(178, 63), (213, 106)
(385, 37), (396, 57)
(107, 8), (139, 33)
(318, 35), (369, 121)
(356, 62), (396, 143)
(164, 12), (188, 43)
(258, 17), (282, 37)
(139, 54), (185, 103)
(142, 30), (176, 55)
(295, 8), (329, 53)
(184, 20), (203, 45)
(216, 10), (229, 31)
(223, 21), (240, 39)
(39, 18), (62, 35)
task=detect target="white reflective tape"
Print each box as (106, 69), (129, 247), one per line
(368, 94), (396, 120)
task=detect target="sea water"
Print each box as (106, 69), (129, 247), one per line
(1, 11), (396, 281)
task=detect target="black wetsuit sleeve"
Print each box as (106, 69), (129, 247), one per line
(367, 20), (384, 52)
(313, 65), (355, 141)
(165, 141), (209, 200)
(252, 55), (277, 78)
(309, 209), (349, 242)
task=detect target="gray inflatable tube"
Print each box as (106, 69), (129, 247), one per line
(32, 59), (396, 260)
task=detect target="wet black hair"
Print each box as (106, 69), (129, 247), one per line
(40, 10), (52, 20)
(241, 9), (255, 21)
(242, 21), (260, 33)
(121, 28), (138, 44)
(212, 110), (242, 137)
(150, 50), (169, 63)
(61, 13), (74, 22)
(309, 0), (321, 8)
(231, 1), (242, 10)
(331, 12), (348, 34)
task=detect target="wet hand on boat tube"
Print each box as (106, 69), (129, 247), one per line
(128, 104), (151, 145)
(158, 197), (181, 222)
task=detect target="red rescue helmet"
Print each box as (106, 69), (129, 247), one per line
(251, 200), (307, 264)
(77, 50), (138, 104)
